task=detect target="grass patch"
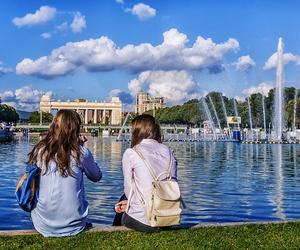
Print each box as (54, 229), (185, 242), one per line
(2, 223), (300, 249)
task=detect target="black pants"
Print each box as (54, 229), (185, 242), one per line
(112, 194), (159, 233)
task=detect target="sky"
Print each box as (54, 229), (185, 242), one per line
(0, 0), (300, 111)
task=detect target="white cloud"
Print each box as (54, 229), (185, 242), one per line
(235, 96), (245, 102)
(13, 6), (56, 27)
(264, 52), (300, 70)
(0, 90), (14, 101)
(234, 55), (255, 71)
(116, 0), (124, 4)
(15, 86), (49, 102)
(127, 3), (156, 20)
(108, 89), (131, 101)
(16, 56), (75, 79)
(162, 28), (188, 47)
(16, 28), (239, 79)
(109, 89), (134, 111)
(242, 82), (273, 96)
(41, 32), (52, 39)
(128, 70), (201, 105)
(55, 22), (68, 32)
(70, 12), (86, 33)
(0, 86), (52, 111)
(0, 61), (13, 75)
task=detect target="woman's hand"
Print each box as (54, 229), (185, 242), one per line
(79, 134), (88, 145)
(114, 200), (128, 213)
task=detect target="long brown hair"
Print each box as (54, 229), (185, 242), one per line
(131, 114), (162, 147)
(27, 109), (82, 177)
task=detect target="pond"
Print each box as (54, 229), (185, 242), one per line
(0, 136), (300, 230)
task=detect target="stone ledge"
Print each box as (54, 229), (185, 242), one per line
(2, 220), (300, 236)
(0, 225), (130, 236)
(192, 219), (300, 228)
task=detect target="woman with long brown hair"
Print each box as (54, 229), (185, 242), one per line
(114, 114), (178, 232)
(28, 110), (102, 237)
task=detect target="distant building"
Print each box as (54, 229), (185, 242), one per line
(135, 92), (165, 114)
(40, 95), (122, 125)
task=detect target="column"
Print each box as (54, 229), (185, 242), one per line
(111, 110), (115, 125)
(84, 109), (88, 124)
(93, 109), (97, 124)
(102, 109), (106, 124)
(108, 110), (112, 125)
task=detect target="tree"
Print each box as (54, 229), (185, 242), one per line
(142, 87), (299, 128)
(29, 111), (53, 123)
(0, 104), (19, 122)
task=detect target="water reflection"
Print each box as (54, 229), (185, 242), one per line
(0, 137), (300, 229)
(273, 144), (285, 220)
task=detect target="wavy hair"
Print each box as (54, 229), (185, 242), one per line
(27, 110), (82, 177)
(131, 114), (162, 147)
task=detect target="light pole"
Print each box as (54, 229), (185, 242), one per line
(40, 110), (42, 125)
(152, 103), (155, 117)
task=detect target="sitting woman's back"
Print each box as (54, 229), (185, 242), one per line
(123, 139), (177, 226)
(120, 114), (178, 232)
(28, 110), (102, 237)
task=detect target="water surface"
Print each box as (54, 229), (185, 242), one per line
(0, 136), (299, 230)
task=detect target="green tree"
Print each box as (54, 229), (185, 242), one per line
(146, 99), (203, 125)
(142, 87), (299, 128)
(0, 104), (19, 122)
(29, 111), (53, 123)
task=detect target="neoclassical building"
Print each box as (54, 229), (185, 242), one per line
(40, 95), (122, 125)
(135, 92), (165, 114)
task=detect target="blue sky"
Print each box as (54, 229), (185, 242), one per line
(0, 0), (300, 111)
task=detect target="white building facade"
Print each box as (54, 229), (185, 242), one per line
(40, 95), (122, 125)
(135, 92), (165, 114)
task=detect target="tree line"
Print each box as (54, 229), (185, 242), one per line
(148, 87), (300, 129)
(0, 104), (19, 122)
(1, 87), (299, 128)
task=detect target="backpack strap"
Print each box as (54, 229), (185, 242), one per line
(133, 147), (158, 180)
(125, 167), (146, 213)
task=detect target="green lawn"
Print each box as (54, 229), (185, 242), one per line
(1, 222), (300, 250)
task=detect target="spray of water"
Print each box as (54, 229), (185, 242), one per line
(247, 97), (253, 140)
(220, 94), (230, 129)
(233, 99), (240, 130)
(293, 89), (298, 132)
(208, 95), (221, 131)
(273, 37), (285, 141)
(201, 97), (217, 140)
(262, 94), (267, 135)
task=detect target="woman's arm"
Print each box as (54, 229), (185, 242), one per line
(122, 149), (133, 198)
(81, 147), (102, 182)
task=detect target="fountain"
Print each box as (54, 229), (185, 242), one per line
(247, 97), (254, 141)
(208, 95), (221, 131)
(241, 37), (299, 144)
(116, 113), (133, 141)
(220, 94), (230, 131)
(201, 97), (217, 140)
(293, 89), (298, 132)
(117, 37), (298, 144)
(262, 94), (267, 137)
(233, 99), (240, 130)
(273, 37), (285, 141)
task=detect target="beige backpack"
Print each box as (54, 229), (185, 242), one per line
(126, 147), (182, 227)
